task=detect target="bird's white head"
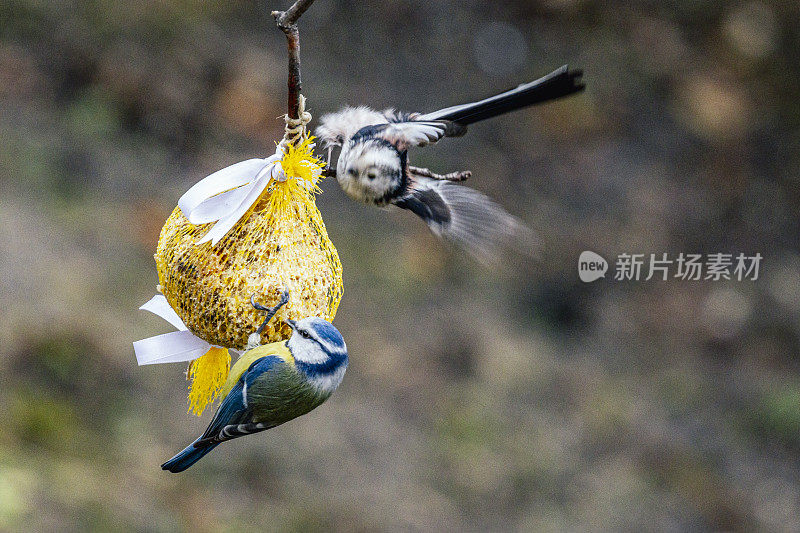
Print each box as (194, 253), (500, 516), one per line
(285, 317), (348, 393)
(337, 137), (403, 205)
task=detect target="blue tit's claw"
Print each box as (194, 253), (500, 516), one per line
(250, 294), (269, 312)
(279, 289), (291, 306)
(253, 290), (291, 335)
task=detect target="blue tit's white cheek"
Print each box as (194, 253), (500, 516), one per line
(307, 363), (347, 394)
(288, 334), (327, 364)
(286, 334), (309, 362)
(286, 317), (349, 393)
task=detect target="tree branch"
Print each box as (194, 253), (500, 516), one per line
(271, 0), (316, 120)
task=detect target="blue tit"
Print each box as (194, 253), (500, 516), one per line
(316, 65), (584, 259)
(161, 294), (348, 473)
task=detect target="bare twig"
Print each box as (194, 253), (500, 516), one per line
(409, 166), (471, 182)
(271, 0), (317, 120)
(272, 0), (316, 27)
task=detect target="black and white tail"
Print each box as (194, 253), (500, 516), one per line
(395, 177), (536, 263)
(419, 65), (584, 125)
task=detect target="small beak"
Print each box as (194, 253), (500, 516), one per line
(284, 319), (297, 330)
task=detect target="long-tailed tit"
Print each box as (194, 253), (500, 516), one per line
(316, 65), (584, 261)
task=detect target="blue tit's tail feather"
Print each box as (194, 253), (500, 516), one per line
(161, 438), (219, 473)
(195, 422), (274, 448)
(420, 65), (584, 126)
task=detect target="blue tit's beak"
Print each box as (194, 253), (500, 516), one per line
(284, 319), (297, 330)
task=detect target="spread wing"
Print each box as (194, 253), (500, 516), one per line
(362, 121), (466, 151)
(395, 176), (535, 264)
(316, 106), (466, 150)
(376, 122), (449, 148)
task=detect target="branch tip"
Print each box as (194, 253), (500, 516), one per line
(273, 0), (316, 29)
(272, 0), (315, 121)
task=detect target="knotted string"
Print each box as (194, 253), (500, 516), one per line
(279, 94), (312, 148)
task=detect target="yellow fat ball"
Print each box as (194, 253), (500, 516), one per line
(155, 138), (343, 351)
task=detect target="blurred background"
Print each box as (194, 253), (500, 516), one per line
(2, 0), (800, 530)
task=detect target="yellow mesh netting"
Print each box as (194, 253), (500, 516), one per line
(186, 347), (231, 416)
(155, 136), (343, 414)
(156, 140), (342, 350)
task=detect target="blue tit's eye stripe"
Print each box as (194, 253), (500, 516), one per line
(297, 319), (348, 359)
(309, 334), (346, 357)
(309, 321), (345, 349)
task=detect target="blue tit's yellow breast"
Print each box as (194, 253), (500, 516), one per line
(219, 341), (294, 398)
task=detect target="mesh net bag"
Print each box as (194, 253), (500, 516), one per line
(155, 139), (343, 352)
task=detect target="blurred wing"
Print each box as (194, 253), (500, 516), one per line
(195, 356), (284, 447)
(395, 176), (536, 264)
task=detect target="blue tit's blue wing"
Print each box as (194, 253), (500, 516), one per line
(161, 355), (287, 473)
(195, 355), (285, 447)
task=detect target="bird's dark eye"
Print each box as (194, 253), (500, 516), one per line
(347, 168), (357, 176)
(366, 171), (377, 180)
(300, 330), (311, 338)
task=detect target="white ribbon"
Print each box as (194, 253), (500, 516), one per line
(178, 150), (287, 245)
(133, 295), (219, 365)
(177, 132), (324, 246)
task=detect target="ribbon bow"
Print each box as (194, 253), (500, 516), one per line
(132, 295), (228, 365)
(177, 148), (288, 246)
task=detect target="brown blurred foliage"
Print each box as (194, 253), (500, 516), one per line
(2, 0), (800, 530)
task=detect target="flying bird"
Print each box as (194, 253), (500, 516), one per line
(316, 65), (584, 261)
